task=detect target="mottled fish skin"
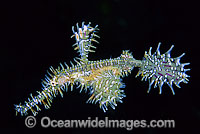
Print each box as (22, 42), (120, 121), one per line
(15, 22), (190, 116)
(136, 42), (190, 95)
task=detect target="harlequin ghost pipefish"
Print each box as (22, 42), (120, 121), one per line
(15, 22), (190, 116)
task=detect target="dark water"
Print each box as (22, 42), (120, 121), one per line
(2, 0), (199, 133)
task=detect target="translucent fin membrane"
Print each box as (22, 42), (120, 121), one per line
(86, 70), (126, 112)
(15, 22), (191, 116)
(136, 42), (190, 95)
(71, 22), (99, 62)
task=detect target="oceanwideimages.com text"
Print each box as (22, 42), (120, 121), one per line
(25, 116), (175, 129)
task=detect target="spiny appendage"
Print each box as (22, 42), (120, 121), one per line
(120, 50), (142, 71)
(14, 63), (75, 116)
(71, 21), (100, 62)
(136, 42), (190, 95)
(14, 50), (137, 116)
(86, 70), (126, 112)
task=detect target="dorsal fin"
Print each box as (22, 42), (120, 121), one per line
(71, 22), (100, 62)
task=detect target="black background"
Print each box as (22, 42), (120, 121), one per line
(2, 0), (199, 133)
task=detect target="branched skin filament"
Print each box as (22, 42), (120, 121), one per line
(15, 22), (190, 116)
